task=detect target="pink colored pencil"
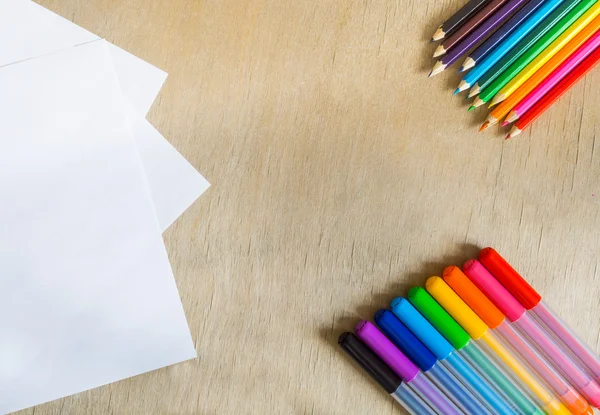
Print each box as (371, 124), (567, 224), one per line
(504, 29), (600, 125)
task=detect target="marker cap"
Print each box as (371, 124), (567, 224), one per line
(407, 287), (470, 350)
(425, 276), (488, 339)
(463, 259), (527, 322)
(355, 320), (419, 382)
(375, 309), (437, 372)
(390, 298), (455, 360)
(338, 332), (402, 393)
(443, 265), (505, 329)
(479, 247), (542, 309)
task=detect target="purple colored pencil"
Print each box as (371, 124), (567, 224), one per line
(430, 0), (531, 77)
(461, 0), (546, 71)
(355, 320), (462, 415)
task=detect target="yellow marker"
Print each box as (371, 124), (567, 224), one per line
(492, 1), (600, 105)
(426, 277), (571, 415)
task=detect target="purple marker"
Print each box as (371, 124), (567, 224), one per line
(430, 0), (530, 77)
(355, 321), (463, 415)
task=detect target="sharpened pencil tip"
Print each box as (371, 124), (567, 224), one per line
(490, 93), (506, 107)
(429, 61), (446, 77)
(456, 80), (469, 92)
(461, 57), (476, 72)
(432, 26), (446, 42)
(501, 121), (509, 127)
(453, 88), (460, 95)
(468, 106), (475, 112)
(433, 45), (446, 58)
(472, 97), (485, 108)
(479, 122), (489, 132)
(507, 126), (521, 140)
(505, 111), (518, 124)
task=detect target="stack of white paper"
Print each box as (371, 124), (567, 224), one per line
(0, 1), (209, 413)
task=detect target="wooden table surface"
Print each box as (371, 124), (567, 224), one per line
(24, 0), (600, 414)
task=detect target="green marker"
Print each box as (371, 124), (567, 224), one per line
(409, 287), (542, 415)
(477, 0), (598, 106)
(467, 0), (585, 102)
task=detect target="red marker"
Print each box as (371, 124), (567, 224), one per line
(479, 248), (600, 390)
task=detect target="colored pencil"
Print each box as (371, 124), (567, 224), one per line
(491, 2), (600, 106)
(431, 0), (530, 77)
(432, 0), (492, 41)
(456, 0), (572, 94)
(505, 31), (600, 124)
(460, 0), (548, 72)
(434, 0), (512, 58)
(507, 46), (600, 139)
(469, 0), (598, 110)
(481, 16), (600, 130)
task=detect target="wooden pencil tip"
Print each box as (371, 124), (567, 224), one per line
(433, 45), (446, 58)
(501, 121), (510, 127)
(472, 97), (485, 108)
(461, 57), (475, 71)
(432, 26), (446, 42)
(468, 106), (476, 112)
(506, 126), (521, 140)
(479, 122), (489, 132)
(453, 88), (461, 95)
(429, 61), (446, 77)
(490, 93), (506, 107)
(456, 80), (469, 92)
(505, 111), (518, 124)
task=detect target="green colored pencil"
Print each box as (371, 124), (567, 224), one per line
(473, 0), (598, 107)
(465, 0), (584, 100)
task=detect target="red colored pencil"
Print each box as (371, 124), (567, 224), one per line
(507, 45), (600, 139)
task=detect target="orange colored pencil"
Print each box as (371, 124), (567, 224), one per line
(507, 45), (600, 139)
(481, 14), (600, 131)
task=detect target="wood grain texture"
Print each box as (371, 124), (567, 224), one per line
(21, 0), (600, 414)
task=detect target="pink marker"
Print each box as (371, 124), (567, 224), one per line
(506, 30), (600, 123)
(464, 259), (600, 408)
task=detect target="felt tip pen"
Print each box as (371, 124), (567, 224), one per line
(480, 247), (600, 390)
(446, 264), (592, 415)
(355, 320), (463, 415)
(338, 332), (438, 415)
(426, 276), (568, 415)
(375, 309), (491, 415)
(392, 296), (517, 415)
(467, 255), (600, 408)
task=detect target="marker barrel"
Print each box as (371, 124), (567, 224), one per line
(514, 313), (600, 408)
(338, 332), (437, 415)
(394, 383), (439, 415)
(533, 300), (600, 386)
(495, 321), (591, 415)
(425, 363), (491, 415)
(460, 341), (539, 414)
(391, 297), (509, 414)
(441, 353), (505, 414)
(410, 372), (464, 415)
(478, 330), (569, 415)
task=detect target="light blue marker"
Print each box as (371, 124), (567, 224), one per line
(457, 0), (570, 93)
(391, 297), (517, 415)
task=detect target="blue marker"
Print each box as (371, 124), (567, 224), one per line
(457, 0), (570, 94)
(375, 309), (491, 415)
(391, 298), (517, 415)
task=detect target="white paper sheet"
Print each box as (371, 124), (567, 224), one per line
(1, 0), (210, 231)
(0, 41), (196, 414)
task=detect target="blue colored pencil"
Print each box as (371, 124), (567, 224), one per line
(456, 0), (568, 93)
(459, 0), (548, 73)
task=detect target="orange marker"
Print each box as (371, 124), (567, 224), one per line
(443, 265), (592, 415)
